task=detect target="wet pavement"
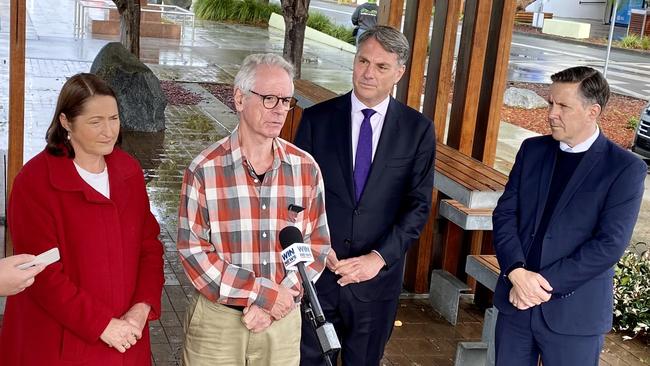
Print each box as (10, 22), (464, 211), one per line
(1, 0), (650, 364)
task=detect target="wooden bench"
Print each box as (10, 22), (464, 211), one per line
(434, 143), (507, 284)
(514, 11), (553, 25)
(439, 199), (493, 231)
(458, 255), (501, 366)
(280, 79), (338, 142)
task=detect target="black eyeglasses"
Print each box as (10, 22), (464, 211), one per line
(249, 90), (297, 110)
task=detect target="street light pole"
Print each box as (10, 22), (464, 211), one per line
(604, 0), (619, 78)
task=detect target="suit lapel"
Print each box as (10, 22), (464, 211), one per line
(534, 140), (557, 233)
(362, 98), (401, 202)
(547, 133), (606, 228)
(335, 94), (356, 204)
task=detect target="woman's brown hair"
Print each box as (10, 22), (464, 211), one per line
(45, 73), (120, 158)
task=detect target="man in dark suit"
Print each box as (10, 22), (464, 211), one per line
(492, 66), (647, 366)
(294, 26), (436, 365)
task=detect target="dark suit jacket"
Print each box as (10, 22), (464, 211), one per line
(294, 92), (436, 302)
(492, 133), (646, 336)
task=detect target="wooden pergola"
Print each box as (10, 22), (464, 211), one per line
(380, 0), (517, 292)
(6, 0), (517, 293)
(5, 0), (26, 256)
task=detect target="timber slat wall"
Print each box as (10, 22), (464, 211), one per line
(401, 0), (517, 292)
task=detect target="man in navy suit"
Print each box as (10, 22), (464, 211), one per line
(294, 26), (436, 365)
(492, 66), (647, 366)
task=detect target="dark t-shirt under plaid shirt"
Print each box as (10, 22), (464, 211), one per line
(177, 128), (331, 312)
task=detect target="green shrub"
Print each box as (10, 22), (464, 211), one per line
(613, 243), (650, 339)
(620, 34), (642, 49)
(307, 12), (333, 32)
(194, 0), (353, 44)
(307, 11), (355, 45)
(641, 36), (650, 50)
(627, 116), (640, 130)
(195, 0), (280, 25)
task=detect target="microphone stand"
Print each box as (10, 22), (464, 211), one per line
(301, 300), (335, 366)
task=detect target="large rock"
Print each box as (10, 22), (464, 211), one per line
(90, 42), (166, 132)
(503, 87), (548, 109)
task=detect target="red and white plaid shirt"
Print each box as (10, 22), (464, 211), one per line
(177, 128), (331, 311)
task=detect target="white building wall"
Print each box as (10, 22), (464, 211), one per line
(526, 0), (606, 21)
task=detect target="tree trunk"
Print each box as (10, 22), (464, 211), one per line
(113, 0), (141, 58)
(282, 0), (310, 78)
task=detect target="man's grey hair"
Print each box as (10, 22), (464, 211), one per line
(357, 26), (410, 65)
(234, 53), (295, 94)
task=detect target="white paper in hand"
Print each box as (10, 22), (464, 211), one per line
(17, 247), (60, 270)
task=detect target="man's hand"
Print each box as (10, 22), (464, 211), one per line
(269, 286), (299, 320)
(0, 254), (45, 296)
(242, 305), (273, 333)
(507, 268), (553, 309)
(334, 252), (385, 286)
(100, 318), (141, 353)
(326, 248), (339, 272)
(120, 302), (151, 337)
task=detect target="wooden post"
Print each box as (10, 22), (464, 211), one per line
(446, 0), (493, 154)
(472, 0), (517, 165)
(7, 0), (27, 256)
(395, 0), (434, 109)
(422, 0), (462, 142)
(377, 0), (405, 29)
(403, 190), (438, 293)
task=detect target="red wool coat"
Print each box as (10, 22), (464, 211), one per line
(0, 148), (164, 365)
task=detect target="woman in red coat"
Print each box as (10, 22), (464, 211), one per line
(0, 73), (165, 365)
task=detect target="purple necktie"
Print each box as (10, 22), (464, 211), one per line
(354, 108), (376, 203)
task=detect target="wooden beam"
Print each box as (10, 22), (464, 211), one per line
(377, 0), (405, 29)
(396, 0), (434, 109)
(447, 0), (493, 154)
(472, 0), (517, 164)
(7, 0), (27, 256)
(422, 0), (462, 142)
(404, 190), (439, 293)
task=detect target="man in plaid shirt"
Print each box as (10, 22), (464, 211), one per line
(177, 53), (331, 366)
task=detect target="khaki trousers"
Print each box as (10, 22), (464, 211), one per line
(182, 294), (301, 366)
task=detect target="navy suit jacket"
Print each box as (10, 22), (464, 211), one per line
(294, 92), (436, 302)
(493, 133), (646, 336)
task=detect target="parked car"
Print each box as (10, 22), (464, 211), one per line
(632, 101), (650, 161)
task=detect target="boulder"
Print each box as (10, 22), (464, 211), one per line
(503, 87), (548, 109)
(90, 42), (166, 132)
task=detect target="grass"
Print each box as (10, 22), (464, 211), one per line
(194, 0), (355, 44)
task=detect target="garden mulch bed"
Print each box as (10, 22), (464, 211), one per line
(201, 83), (237, 112)
(161, 80), (203, 106)
(502, 82), (645, 149)
(162, 80), (644, 149)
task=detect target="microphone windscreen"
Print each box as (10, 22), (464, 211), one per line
(279, 226), (303, 249)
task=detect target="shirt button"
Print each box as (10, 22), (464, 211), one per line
(262, 232), (267, 238)
(254, 179), (259, 183)
(263, 260), (268, 266)
(262, 204), (267, 210)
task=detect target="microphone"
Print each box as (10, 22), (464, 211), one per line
(279, 226), (340, 361)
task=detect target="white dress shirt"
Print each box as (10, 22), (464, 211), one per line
(559, 126), (600, 153)
(351, 91), (390, 169)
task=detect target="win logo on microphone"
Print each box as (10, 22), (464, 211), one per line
(281, 243), (314, 270)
